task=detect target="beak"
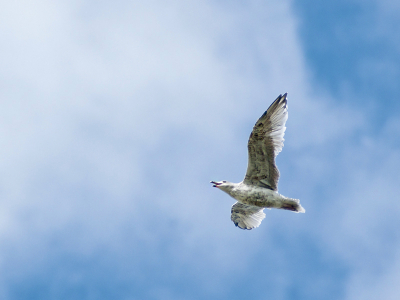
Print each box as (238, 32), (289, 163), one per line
(210, 181), (221, 187)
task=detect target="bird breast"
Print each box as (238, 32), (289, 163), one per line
(229, 184), (282, 208)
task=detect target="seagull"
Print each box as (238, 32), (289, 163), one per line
(211, 93), (305, 230)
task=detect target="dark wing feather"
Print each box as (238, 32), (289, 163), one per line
(243, 94), (288, 191)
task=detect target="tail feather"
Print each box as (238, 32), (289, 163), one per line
(281, 198), (305, 213)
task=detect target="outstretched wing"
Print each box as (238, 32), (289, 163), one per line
(243, 94), (288, 191)
(231, 202), (266, 230)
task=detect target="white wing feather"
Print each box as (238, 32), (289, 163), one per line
(231, 202), (266, 230)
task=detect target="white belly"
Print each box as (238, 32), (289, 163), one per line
(229, 184), (284, 208)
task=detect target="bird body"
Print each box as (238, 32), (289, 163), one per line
(211, 93), (305, 230)
(220, 182), (303, 211)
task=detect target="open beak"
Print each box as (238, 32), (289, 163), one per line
(210, 181), (221, 187)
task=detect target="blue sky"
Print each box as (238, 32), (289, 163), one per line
(1, 0), (400, 299)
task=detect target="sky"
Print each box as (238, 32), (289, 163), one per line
(0, 0), (400, 299)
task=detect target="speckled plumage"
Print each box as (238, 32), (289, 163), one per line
(211, 94), (305, 230)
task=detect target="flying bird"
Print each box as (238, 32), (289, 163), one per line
(211, 93), (305, 230)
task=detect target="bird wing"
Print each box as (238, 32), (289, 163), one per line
(243, 94), (288, 191)
(231, 202), (266, 230)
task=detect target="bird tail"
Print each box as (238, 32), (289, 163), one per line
(281, 197), (305, 213)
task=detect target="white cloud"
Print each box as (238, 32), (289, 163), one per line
(0, 0), (313, 284)
(1, 0), (399, 299)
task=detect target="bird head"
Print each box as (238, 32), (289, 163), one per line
(210, 180), (234, 193)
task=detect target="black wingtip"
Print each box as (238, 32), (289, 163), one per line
(260, 93), (287, 119)
(282, 93), (288, 106)
(280, 93), (288, 102)
(270, 93), (287, 107)
(232, 221), (253, 230)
